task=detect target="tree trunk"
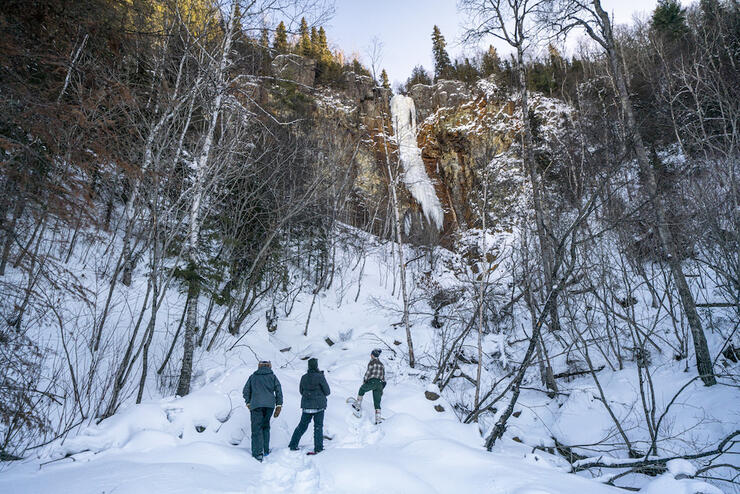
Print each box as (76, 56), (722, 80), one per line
(516, 44), (561, 334)
(175, 3), (238, 395)
(593, 0), (715, 386)
(0, 201), (24, 276)
(384, 135), (415, 368)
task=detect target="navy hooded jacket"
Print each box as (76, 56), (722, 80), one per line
(299, 359), (330, 410)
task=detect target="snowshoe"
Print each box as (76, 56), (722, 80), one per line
(346, 397), (362, 418)
(306, 450), (322, 456)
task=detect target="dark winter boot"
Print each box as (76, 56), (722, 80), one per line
(374, 409), (382, 424)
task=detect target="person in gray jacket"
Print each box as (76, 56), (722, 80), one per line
(242, 361), (283, 462)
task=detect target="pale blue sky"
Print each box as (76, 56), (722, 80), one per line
(325, 0), (694, 87)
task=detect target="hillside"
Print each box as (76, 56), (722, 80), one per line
(1, 0), (739, 493)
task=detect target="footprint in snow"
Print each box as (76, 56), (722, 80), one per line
(336, 413), (384, 448)
(257, 449), (320, 494)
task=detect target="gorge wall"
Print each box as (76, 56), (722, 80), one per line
(270, 54), (570, 248)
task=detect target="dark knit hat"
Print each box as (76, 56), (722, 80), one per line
(308, 358), (319, 371)
(258, 360), (271, 368)
(371, 348), (382, 358)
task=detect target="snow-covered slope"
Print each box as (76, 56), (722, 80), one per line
(0, 230), (734, 494)
(0, 327), (620, 494)
(0, 235), (620, 494)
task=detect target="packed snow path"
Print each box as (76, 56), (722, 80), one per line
(0, 327), (621, 494)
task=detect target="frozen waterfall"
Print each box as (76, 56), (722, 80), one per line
(390, 94), (444, 230)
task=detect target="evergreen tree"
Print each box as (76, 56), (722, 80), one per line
(260, 27), (269, 48)
(481, 45), (501, 77)
(310, 26), (318, 57)
(404, 65), (432, 92)
(380, 69), (391, 89)
(274, 21), (288, 53)
(548, 43), (565, 95)
(317, 27), (331, 62)
(298, 17), (311, 56)
(652, 0), (688, 39)
(452, 57), (480, 85)
(351, 58), (371, 77)
(431, 25), (453, 81)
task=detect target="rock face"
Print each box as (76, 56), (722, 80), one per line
(409, 80), (472, 121)
(271, 54), (316, 86)
(267, 66), (567, 248)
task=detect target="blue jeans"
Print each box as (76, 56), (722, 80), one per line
(288, 410), (324, 452)
(250, 407), (273, 458)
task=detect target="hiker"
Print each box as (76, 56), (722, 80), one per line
(352, 349), (386, 424)
(289, 358), (331, 455)
(242, 360), (283, 462)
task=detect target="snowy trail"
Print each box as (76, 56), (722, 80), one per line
(0, 326), (622, 494)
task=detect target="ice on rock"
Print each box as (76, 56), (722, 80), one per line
(390, 94), (444, 230)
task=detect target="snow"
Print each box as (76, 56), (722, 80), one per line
(0, 335), (625, 493)
(1, 215), (737, 493)
(390, 94), (445, 230)
(0, 233), (630, 494)
(667, 459), (698, 478)
(638, 474), (724, 494)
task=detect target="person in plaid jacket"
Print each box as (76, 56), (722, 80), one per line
(352, 349), (386, 424)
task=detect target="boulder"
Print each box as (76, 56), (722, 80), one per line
(424, 391), (440, 401)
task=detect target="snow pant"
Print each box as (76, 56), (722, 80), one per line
(250, 407), (273, 458)
(288, 410), (325, 452)
(358, 378), (384, 409)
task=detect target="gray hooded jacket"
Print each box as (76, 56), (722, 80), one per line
(243, 367), (283, 409)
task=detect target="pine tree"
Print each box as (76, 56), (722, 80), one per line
(274, 21), (288, 53)
(404, 65), (432, 92)
(351, 58), (370, 76)
(453, 57), (480, 84)
(298, 17), (311, 56)
(380, 69), (390, 89)
(480, 45), (501, 78)
(260, 27), (269, 48)
(652, 0), (688, 39)
(431, 25), (453, 81)
(317, 27), (331, 63)
(310, 26), (318, 58)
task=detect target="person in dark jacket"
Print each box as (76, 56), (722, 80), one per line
(352, 349), (385, 424)
(288, 358), (331, 454)
(243, 361), (283, 462)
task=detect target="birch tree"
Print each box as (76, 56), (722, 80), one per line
(175, 1), (241, 397)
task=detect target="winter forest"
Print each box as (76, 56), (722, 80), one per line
(0, 0), (738, 492)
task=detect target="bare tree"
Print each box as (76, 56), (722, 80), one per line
(365, 35), (384, 84)
(548, 0), (716, 385)
(460, 0), (563, 339)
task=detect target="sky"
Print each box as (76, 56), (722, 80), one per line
(325, 0), (695, 88)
